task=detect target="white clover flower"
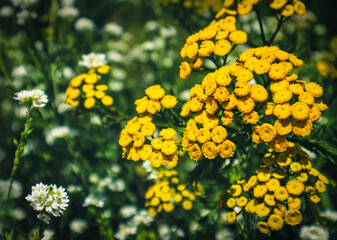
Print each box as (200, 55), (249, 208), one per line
(103, 22), (123, 36)
(14, 89), (48, 108)
(0, 6), (14, 17)
(78, 52), (107, 69)
(74, 17), (95, 32)
(115, 223), (137, 240)
(58, 6), (79, 19)
(320, 209), (337, 221)
(111, 68), (127, 80)
(300, 225), (329, 240)
(70, 218), (88, 234)
(158, 224), (184, 240)
(45, 126), (75, 145)
(26, 183), (69, 223)
(120, 205), (137, 218)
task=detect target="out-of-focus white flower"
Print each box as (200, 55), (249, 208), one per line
(0, 6), (14, 17)
(162, 57), (173, 68)
(110, 164), (121, 176)
(67, 184), (83, 193)
(178, 89), (190, 101)
(0, 179), (23, 199)
(14, 89), (48, 108)
(12, 65), (28, 79)
(115, 223), (137, 240)
(16, 10), (37, 25)
(320, 209), (337, 221)
(144, 20), (159, 31)
(109, 81), (124, 92)
(70, 218), (88, 234)
(45, 126), (75, 145)
(120, 205), (137, 218)
(78, 53), (106, 69)
(313, 24), (327, 36)
(62, 66), (75, 79)
(108, 178), (125, 192)
(130, 210), (153, 226)
(25, 183), (69, 223)
(83, 194), (105, 208)
(158, 224), (184, 240)
(103, 22), (123, 36)
(88, 173), (100, 184)
(107, 50), (124, 63)
(160, 26), (177, 38)
(10, 208), (26, 220)
(58, 6), (79, 19)
(215, 228), (234, 240)
(300, 225), (329, 240)
(11, 0), (38, 9)
(142, 41), (156, 51)
(112, 68), (127, 80)
(74, 17), (95, 32)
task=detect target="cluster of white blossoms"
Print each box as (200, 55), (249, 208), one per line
(14, 89), (48, 108)
(78, 52), (107, 69)
(25, 183), (69, 224)
(299, 225), (329, 240)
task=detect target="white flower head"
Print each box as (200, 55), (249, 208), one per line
(120, 205), (137, 218)
(70, 218), (88, 234)
(11, 0), (38, 9)
(320, 209), (337, 221)
(14, 89), (48, 108)
(45, 126), (75, 145)
(300, 225), (329, 240)
(58, 6), (79, 19)
(103, 22), (123, 36)
(74, 17), (95, 32)
(0, 6), (14, 17)
(78, 53), (107, 69)
(25, 183), (69, 223)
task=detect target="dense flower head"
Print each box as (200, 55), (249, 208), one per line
(218, 143), (329, 234)
(65, 65), (114, 109)
(14, 89), (48, 108)
(145, 170), (204, 217)
(25, 183), (69, 224)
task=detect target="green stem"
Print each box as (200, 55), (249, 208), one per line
(268, 15), (285, 46)
(255, 8), (267, 45)
(33, 220), (47, 240)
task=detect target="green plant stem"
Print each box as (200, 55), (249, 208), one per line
(255, 8), (267, 45)
(2, 109), (34, 234)
(33, 221), (47, 240)
(268, 15), (285, 46)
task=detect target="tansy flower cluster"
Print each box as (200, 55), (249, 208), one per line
(215, 0), (306, 18)
(161, 0), (223, 15)
(65, 65), (114, 109)
(179, 16), (248, 79)
(119, 85), (180, 168)
(218, 142), (329, 234)
(145, 170), (204, 217)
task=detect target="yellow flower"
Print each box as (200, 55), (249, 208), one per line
(101, 96), (113, 106)
(188, 142), (203, 161)
(274, 187), (289, 201)
(229, 30), (248, 45)
(189, 98), (204, 112)
(273, 103), (291, 119)
(197, 128), (211, 144)
(214, 39), (232, 56)
(198, 40), (215, 57)
(257, 171), (271, 182)
(205, 97), (219, 115)
(309, 106), (322, 122)
(148, 208), (157, 217)
(254, 59), (271, 75)
(161, 140), (177, 155)
(264, 194), (276, 206)
(229, 184), (242, 197)
(163, 202), (174, 212)
(286, 179), (304, 195)
(179, 62), (192, 79)
(213, 86), (230, 102)
(266, 178), (281, 192)
(269, 63), (287, 80)
(300, 158), (312, 170)
(70, 74), (86, 87)
(287, 196), (301, 209)
(281, 4), (294, 17)
(119, 132), (133, 147)
(222, 94), (237, 110)
(259, 123), (277, 142)
(273, 89), (293, 104)
(270, 80), (289, 94)
(221, 111), (234, 125)
(161, 95), (178, 109)
(202, 141), (218, 159)
(250, 85), (268, 102)
(186, 42), (199, 59)
(141, 122), (156, 137)
(294, 0), (306, 16)
(149, 151), (164, 167)
(270, 135), (288, 152)
(284, 209), (302, 226)
(211, 126), (227, 143)
(265, 102), (275, 116)
(145, 85), (165, 100)
(254, 184), (268, 198)
(174, 194), (183, 203)
(237, 196), (248, 207)
(140, 144), (153, 160)
(160, 128), (176, 140)
(293, 120), (312, 137)
(315, 180), (326, 193)
(274, 119), (292, 136)
(243, 111), (259, 124)
(236, 97), (255, 113)
(234, 68), (253, 82)
(219, 140), (236, 158)
(289, 83), (304, 95)
(182, 200), (193, 210)
(309, 194), (320, 204)
(257, 221), (271, 234)
(273, 204), (286, 217)
(226, 211), (237, 223)
(133, 133), (145, 147)
(299, 92), (314, 106)
(84, 73), (98, 84)
(268, 0), (287, 10)
(67, 88), (81, 99)
(245, 199), (259, 214)
(84, 97), (95, 109)
(267, 214), (284, 231)
(151, 138), (163, 150)
(237, 1), (253, 15)
(235, 81), (251, 97)
(318, 174), (329, 185)
(276, 153), (292, 166)
(256, 203), (270, 218)
(296, 172), (308, 182)
(227, 197), (236, 208)
(305, 82), (323, 98)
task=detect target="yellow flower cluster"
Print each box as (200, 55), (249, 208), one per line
(218, 143), (329, 234)
(145, 170), (204, 217)
(228, 46), (327, 152)
(161, 0), (223, 15)
(119, 85), (180, 168)
(215, 0), (306, 18)
(179, 16), (248, 79)
(65, 65), (113, 109)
